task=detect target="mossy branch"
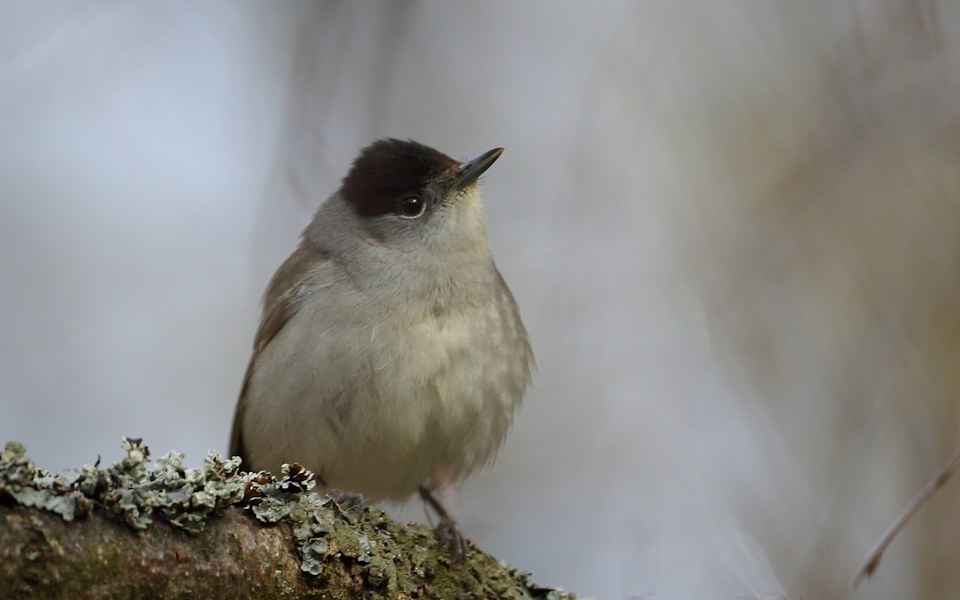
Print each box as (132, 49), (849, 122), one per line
(0, 439), (575, 600)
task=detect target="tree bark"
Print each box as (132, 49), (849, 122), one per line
(1, 503), (567, 600)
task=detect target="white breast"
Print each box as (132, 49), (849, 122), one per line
(241, 268), (531, 500)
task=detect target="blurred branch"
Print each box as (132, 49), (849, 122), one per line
(851, 448), (960, 588)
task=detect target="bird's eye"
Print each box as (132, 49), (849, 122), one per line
(397, 195), (425, 218)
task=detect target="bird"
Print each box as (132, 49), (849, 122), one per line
(229, 138), (533, 562)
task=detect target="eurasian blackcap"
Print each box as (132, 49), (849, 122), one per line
(229, 138), (533, 561)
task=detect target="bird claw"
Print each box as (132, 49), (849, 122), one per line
(434, 516), (469, 565)
(325, 488), (365, 521)
(419, 484), (469, 564)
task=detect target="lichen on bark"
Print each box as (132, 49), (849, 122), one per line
(0, 439), (580, 599)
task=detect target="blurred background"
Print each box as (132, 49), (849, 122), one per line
(3, 2), (960, 598)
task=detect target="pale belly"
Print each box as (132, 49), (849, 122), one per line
(241, 297), (530, 500)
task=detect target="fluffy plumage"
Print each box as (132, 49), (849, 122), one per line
(230, 140), (533, 503)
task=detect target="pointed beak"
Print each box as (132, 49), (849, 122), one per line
(454, 147), (503, 191)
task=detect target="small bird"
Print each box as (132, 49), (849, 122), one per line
(230, 139), (533, 561)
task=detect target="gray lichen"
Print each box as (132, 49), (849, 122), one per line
(0, 441), (93, 521)
(243, 462), (341, 575)
(1, 438), (581, 599)
(0, 437), (316, 537)
(0, 438), (345, 579)
(1, 438), (248, 533)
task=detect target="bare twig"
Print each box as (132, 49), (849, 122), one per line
(851, 448), (960, 588)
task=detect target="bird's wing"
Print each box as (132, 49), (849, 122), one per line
(229, 242), (329, 467)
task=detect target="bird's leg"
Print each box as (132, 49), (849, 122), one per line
(419, 484), (468, 565)
(317, 475), (364, 520)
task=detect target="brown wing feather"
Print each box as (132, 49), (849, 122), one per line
(228, 243), (328, 467)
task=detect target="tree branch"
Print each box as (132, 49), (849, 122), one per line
(851, 448), (960, 588)
(0, 439), (576, 599)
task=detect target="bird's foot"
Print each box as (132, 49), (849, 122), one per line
(419, 484), (469, 565)
(434, 515), (469, 565)
(320, 479), (365, 521)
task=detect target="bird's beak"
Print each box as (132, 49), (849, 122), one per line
(454, 148), (503, 191)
